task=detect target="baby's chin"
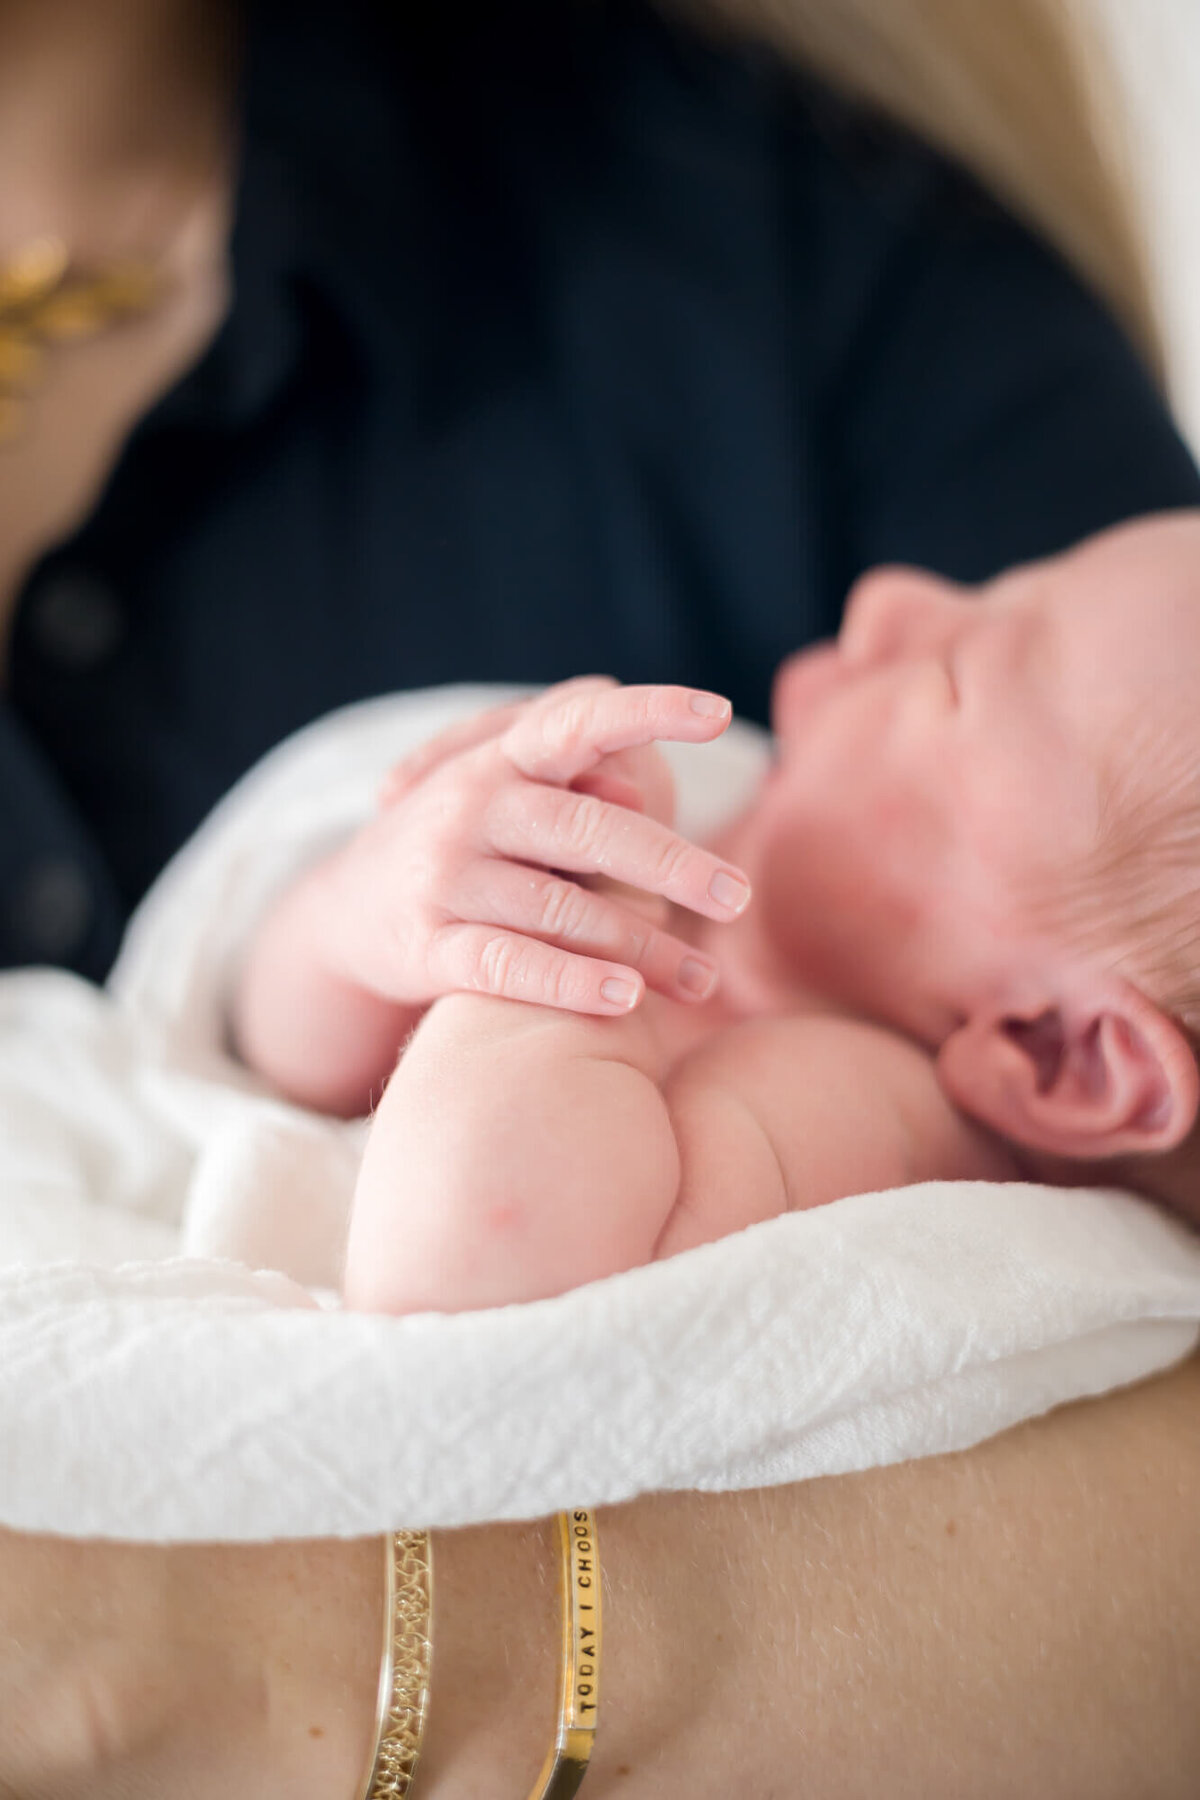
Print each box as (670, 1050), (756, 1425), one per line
(752, 814), (976, 1028)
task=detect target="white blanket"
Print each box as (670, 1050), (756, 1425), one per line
(3, 686), (1200, 1543)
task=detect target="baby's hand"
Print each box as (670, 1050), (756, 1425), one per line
(311, 677), (751, 1015)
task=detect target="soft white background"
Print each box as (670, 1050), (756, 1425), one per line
(1095, 0), (1200, 449)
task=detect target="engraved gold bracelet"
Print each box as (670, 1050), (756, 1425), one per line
(358, 1511), (600, 1800)
(358, 1530), (434, 1800)
(527, 1509), (603, 1800)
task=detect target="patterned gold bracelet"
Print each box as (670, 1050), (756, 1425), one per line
(358, 1530), (434, 1800)
(358, 1512), (599, 1800)
(527, 1509), (603, 1800)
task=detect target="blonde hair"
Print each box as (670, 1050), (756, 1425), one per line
(662, 0), (1164, 380)
(1074, 703), (1200, 1034)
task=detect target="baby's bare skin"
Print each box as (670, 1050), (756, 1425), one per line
(346, 989), (1019, 1313)
(348, 842), (1017, 1312)
(240, 512), (1200, 1313)
(234, 678), (750, 1116)
(345, 511), (1200, 1313)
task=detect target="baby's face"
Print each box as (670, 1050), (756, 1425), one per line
(752, 511), (1200, 1041)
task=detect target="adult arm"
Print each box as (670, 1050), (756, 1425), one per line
(10, 1345), (1200, 1799)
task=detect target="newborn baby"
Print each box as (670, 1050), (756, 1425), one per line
(234, 511), (1200, 1313)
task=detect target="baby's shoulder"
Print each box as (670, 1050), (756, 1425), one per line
(689, 1006), (1020, 1190)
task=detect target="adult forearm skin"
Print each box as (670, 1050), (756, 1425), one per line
(4, 1352), (1198, 1799)
(428, 1352), (1200, 1799)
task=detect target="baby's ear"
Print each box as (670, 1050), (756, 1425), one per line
(936, 979), (1199, 1162)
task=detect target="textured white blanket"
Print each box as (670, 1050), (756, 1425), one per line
(3, 686), (1200, 1543)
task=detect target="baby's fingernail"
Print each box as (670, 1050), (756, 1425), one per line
(600, 977), (640, 1010)
(690, 690), (731, 718)
(678, 956), (718, 999)
(708, 870), (751, 914)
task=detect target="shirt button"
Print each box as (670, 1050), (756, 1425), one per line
(26, 570), (126, 669)
(6, 858), (95, 963)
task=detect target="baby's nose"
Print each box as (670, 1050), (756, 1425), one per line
(839, 566), (966, 666)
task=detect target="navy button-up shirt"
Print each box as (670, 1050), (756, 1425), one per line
(5, 0), (1198, 977)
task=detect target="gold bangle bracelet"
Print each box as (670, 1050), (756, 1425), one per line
(359, 1530), (434, 1800)
(527, 1509), (603, 1800)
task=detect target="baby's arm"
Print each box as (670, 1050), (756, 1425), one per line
(231, 864), (426, 1120)
(344, 995), (1012, 1315)
(345, 994), (680, 1312)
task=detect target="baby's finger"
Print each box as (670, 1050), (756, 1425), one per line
(378, 697), (530, 807)
(486, 786), (752, 921)
(451, 859), (719, 1002)
(427, 922), (648, 1015)
(502, 682), (731, 785)
(585, 743), (676, 824)
(570, 769), (647, 812)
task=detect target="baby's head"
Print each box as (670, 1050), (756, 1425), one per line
(754, 510), (1200, 1173)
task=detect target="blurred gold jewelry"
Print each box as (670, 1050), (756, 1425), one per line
(359, 1530), (434, 1800)
(0, 236), (165, 445)
(527, 1509), (602, 1800)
